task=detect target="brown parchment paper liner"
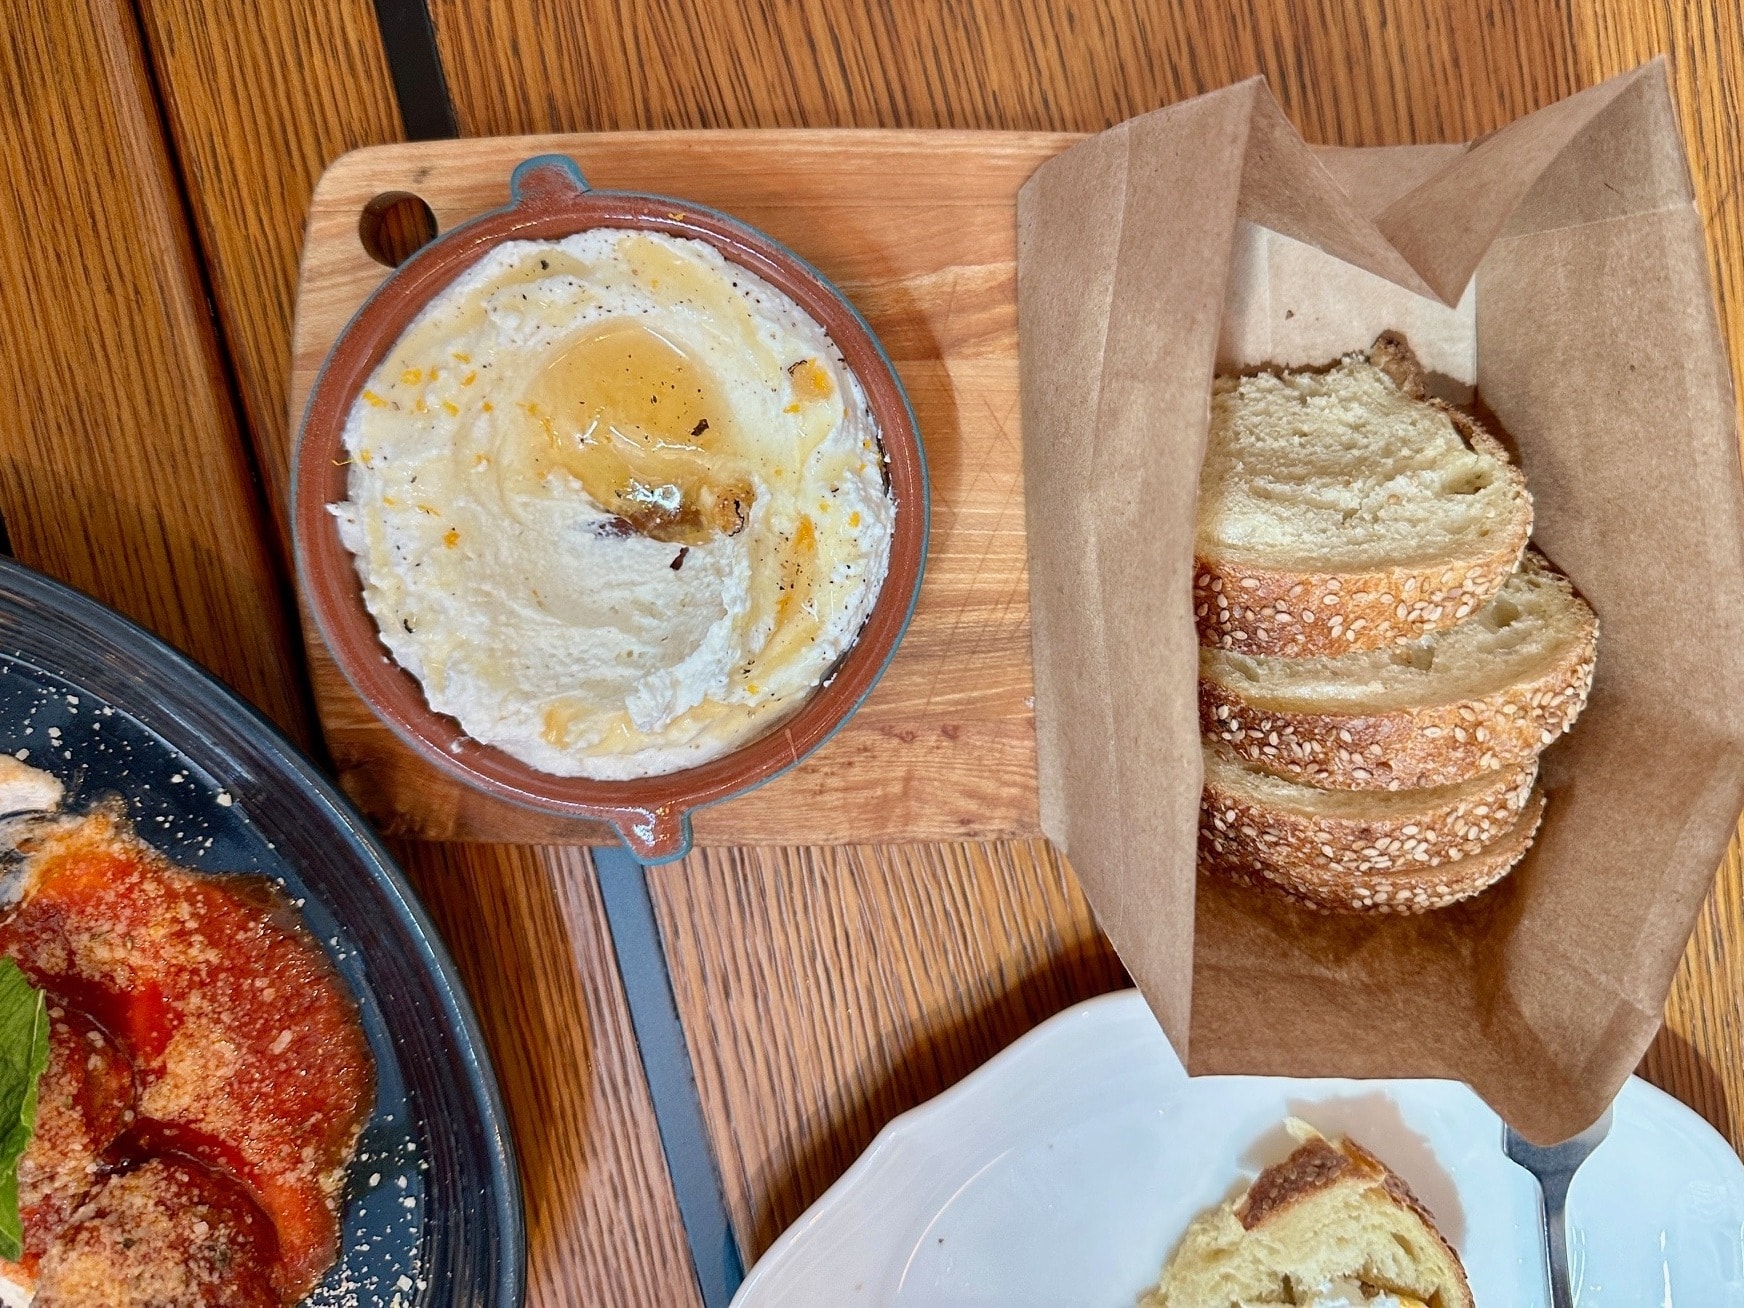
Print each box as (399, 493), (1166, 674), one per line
(1017, 60), (1744, 1144)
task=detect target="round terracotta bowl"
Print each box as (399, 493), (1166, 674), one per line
(293, 155), (928, 863)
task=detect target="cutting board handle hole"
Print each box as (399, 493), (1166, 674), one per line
(359, 192), (438, 268)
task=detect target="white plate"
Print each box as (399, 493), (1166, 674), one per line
(734, 990), (1744, 1307)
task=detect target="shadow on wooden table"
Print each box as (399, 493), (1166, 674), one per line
(398, 842), (699, 1297)
(1640, 1023), (1735, 1145)
(747, 929), (1130, 1256)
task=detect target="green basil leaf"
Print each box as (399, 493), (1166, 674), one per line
(0, 960), (48, 1263)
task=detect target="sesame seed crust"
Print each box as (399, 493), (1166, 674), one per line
(1192, 506), (1530, 658)
(1204, 790), (1545, 914)
(1200, 608), (1595, 791)
(1201, 753), (1537, 881)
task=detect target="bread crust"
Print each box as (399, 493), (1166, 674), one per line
(1237, 1132), (1362, 1229)
(1200, 603), (1596, 790)
(1206, 789), (1546, 913)
(1236, 1132), (1476, 1308)
(1195, 335), (1533, 658)
(1202, 750), (1537, 880)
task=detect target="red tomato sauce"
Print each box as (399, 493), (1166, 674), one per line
(33, 1158), (280, 1306)
(0, 809), (375, 1302)
(16, 1007), (134, 1270)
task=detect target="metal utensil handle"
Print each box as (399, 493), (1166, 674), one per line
(596, 847), (745, 1307)
(1540, 1174), (1576, 1308)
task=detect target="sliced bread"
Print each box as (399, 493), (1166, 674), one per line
(1195, 333), (1532, 657)
(1202, 740), (1537, 879)
(1142, 1120), (1474, 1308)
(1206, 788), (1545, 914)
(1201, 548), (1597, 791)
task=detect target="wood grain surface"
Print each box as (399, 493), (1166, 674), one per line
(0, 0), (306, 736)
(428, 0), (1581, 142)
(135, 0), (405, 549)
(19, 4), (704, 1304)
(10, 1), (1744, 1303)
(291, 131), (1054, 844)
(397, 842), (700, 1305)
(648, 838), (1126, 1253)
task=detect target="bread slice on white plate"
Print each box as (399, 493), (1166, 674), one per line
(1202, 738), (1536, 881)
(1142, 1119), (1474, 1308)
(1201, 548), (1596, 792)
(1195, 333), (1531, 657)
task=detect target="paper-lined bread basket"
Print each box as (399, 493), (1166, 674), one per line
(1017, 59), (1744, 1144)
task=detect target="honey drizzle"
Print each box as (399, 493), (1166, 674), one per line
(519, 320), (754, 545)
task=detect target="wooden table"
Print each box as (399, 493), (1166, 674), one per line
(5, 2), (1743, 1303)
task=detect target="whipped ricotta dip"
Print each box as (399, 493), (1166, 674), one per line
(332, 228), (896, 778)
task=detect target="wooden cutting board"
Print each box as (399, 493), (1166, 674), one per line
(290, 129), (1077, 844)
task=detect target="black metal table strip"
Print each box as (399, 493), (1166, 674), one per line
(596, 847), (746, 1305)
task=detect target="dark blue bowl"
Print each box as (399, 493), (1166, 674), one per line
(0, 555), (525, 1306)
